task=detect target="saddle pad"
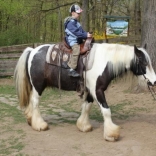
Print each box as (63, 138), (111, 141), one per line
(46, 44), (71, 66)
(46, 44), (55, 64)
(46, 43), (97, 71)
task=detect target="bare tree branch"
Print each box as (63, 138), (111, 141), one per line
(40, 2), (79, 12)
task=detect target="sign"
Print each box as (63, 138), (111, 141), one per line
(106, 20), (129, 37)
(104, 16), (130, 38)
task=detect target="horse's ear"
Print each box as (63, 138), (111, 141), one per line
(144, 43), (147, 49)
(134, 45), (137, 51)
(134, 45), (140, 57)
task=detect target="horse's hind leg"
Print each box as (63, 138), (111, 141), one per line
(76, 93), (93, 132)
(25, 99), (33, 126)
(29, 88), (48, 131)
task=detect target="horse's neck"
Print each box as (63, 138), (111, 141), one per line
(82, 43), (97, 71)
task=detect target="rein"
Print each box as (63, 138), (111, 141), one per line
(147, 83), (156, 100)
(136, 60), (156, 100)
(142, 73), (156, 100)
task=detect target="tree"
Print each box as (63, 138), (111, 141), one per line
(141, 0), (156, 71)
(81, 0), (89, 31)
(0, 0), (145, 46)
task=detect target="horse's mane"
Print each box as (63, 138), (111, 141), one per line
(138, 47), (151, 65)
(101, 43), (136, 77)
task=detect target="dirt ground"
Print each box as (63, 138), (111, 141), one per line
(1, 78), (156, 156)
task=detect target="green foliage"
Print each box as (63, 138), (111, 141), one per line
(0, 0), (25, 14)
(0, 27), (33, 46)
(0, 0), (142, 46)
(0, 0), (34, 46)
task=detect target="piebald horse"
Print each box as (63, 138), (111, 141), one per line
(14, 43), (156, 141)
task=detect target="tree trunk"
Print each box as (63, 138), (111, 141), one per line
(135, 0), (141, 44)
(81, 0), (89, 31)
(90, 0), (95, 33)
(141, 0), (156, 71)
(56, 0), (63, 41)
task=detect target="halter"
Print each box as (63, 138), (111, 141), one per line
(136, 58), (156, 100)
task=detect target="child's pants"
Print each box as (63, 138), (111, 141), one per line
(67, 44), (80, 69)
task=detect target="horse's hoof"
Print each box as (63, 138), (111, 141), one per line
(76, 122), (92, 132)
(40, 122), (49, 131)
(32, 122), (49, 131)
(104, 134), (120, 142)
(104, 125), (120, 141)
(82, 125), (92, 132)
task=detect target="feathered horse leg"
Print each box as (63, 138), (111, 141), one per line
(30, 88), (48, 131)
(24, 97), (33, 125)
(76, 92), (93, 132)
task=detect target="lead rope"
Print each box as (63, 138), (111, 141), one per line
(142, 73), (156, 100)
(147, 85), (156, 100)
(136, 59), (156, 100)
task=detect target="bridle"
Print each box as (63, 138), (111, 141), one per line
(142, 72), (156, 100)
(136, 57), (156, 100)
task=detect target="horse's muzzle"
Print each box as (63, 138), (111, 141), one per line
(147, 81), (154, 86)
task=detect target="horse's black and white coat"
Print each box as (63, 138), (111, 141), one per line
(14, 43), (156, 141)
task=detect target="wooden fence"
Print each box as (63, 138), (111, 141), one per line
(0, 36), (140, 77)
(0, 43), (43, 77)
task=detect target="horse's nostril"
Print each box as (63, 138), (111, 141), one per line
(147, 81), (153, 86)
(154, 81), (156, 85)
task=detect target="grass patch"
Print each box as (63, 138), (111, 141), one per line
(0, 85), (16, 95)
(90, 105), (103, 122)
(0, 102), (25, 124)
(89, 100), (149, 121)
(41, 87), (73, 101)
(110, 101), (134, 119)
(59, 118), (77, 124)
(45, 109), (61, 116)
(0, 102), (26, 155)
(110, 101), (148, 120)
(0, 137), (25, 155)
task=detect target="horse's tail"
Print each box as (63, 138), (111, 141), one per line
(14, 47), (33, 108)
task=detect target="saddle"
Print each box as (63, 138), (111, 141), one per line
(47, 37), (94, 67)
(46, 38), (94, 98)
(59, 37), (94, 54)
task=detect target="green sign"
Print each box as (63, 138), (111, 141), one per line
(104, 16), (130, 37)
(106, 20), (129, 36)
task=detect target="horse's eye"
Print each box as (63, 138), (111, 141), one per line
(139, 57), (142, 60)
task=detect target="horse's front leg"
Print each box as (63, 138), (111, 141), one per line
(96, 89), (120, 141)
(76, 92), (93, 132)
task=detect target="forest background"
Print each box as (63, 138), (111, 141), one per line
(0, 0), (142, 47)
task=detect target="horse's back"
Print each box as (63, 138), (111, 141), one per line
(28, 44), (78, 94)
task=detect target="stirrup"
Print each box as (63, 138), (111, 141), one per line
(68, 69), (80, 77)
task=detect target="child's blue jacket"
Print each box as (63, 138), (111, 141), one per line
(64, 17), (87, 46)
